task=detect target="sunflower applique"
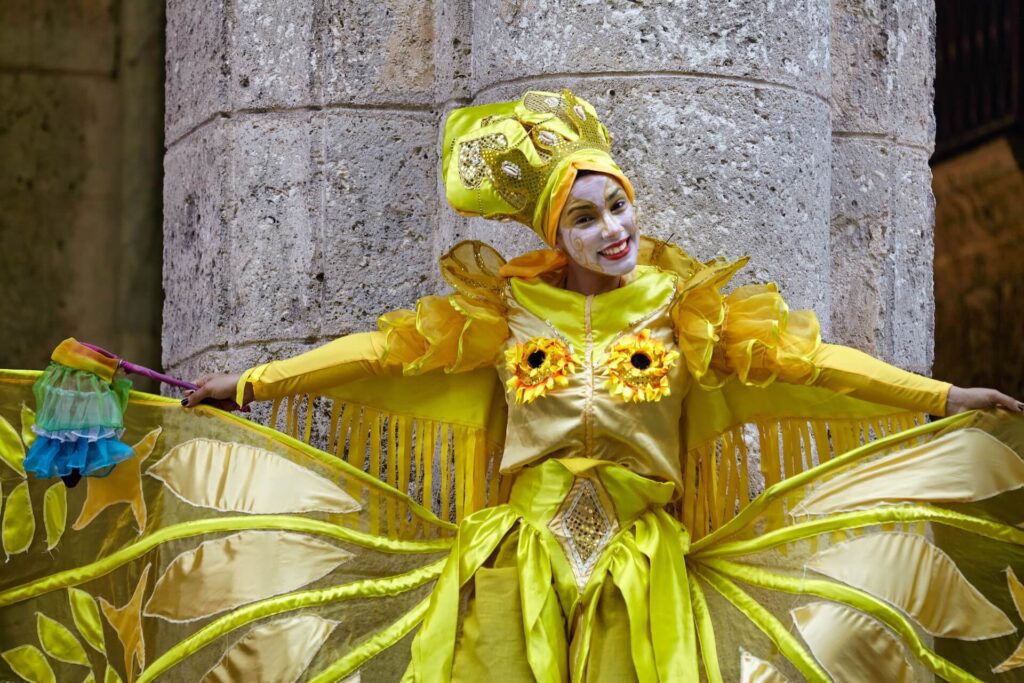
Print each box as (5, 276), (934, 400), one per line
(505, 337), (580, 404)
(604, 329), (680, 402)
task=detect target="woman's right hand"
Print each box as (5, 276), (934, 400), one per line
(181, 373), (250, 408)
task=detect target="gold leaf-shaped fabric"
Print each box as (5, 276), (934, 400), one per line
(0, 412), (26, 477)
(20, 403), (36, 449)
(792, 602), (914, 683)
(98, 564), (150, 682)
(36, 612), (89, 667)
(793, 428), (1024, 515)
(993, 567), (1024, 673)
(144, 530), (354, 622)
(146, 438), (361, 515)
(1, 644), (56, 683)
(200, 614), (338, 683)
(739, 650), (789, 683)
(2, 480), (35, 556)
(68, 588), (105, 654)
(806, 533), (1013, 639)
(42, 482), (66, 550)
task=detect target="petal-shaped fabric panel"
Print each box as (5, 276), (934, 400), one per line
(36, 612), (89, 666)
(103, 664), (123, 683)
(2, 480), (34, 556)
(144, 530), (354, 622)
(146, 438), (361, 515)
(200, 614), (338, 683)
(994, 639), (1024, 674)
(68, 588), (105, 654)
(993, 567), (1024, 673)
(20, 403), (36, 449)
(793, 428), (1024, 515)
(0, 413), (26, 477)
(807, 533), (1013, 639)
(42, 482), (66, 551)
(739, 650), (789, 683)
(792, 602), (914, 683)
(1, 644), (55, 683)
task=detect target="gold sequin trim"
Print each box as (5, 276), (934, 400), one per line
(549, 477), (619, 591)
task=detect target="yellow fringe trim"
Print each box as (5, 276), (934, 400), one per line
(270, 393), (508, 528)
(678, 412), (928, 539)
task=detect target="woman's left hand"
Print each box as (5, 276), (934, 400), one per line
(946, 386), (1024, 415)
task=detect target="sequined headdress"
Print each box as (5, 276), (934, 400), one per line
(442, 89), (635, 246)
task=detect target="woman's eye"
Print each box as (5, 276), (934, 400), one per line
(611, 199), (626, 212)
(574, 215), (593, 226)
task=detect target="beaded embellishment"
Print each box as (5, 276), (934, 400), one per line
(548, 477), (619, 590)
(457, 133), (508, 188)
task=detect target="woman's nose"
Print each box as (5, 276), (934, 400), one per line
(600, 215), (624, 239)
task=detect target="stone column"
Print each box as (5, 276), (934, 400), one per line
(442, 0), (834, 328)
(829, 0), (937, 372)
(163, 0), (463, 381)
(163, 1), (937, 380)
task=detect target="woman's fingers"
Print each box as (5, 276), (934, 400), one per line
(181, 373), (243, 408)
(946, 387), (1024, 415)
(182, 384), (214, 408)
(182, 386), (203, 408)
(995, 391), (1024, 413)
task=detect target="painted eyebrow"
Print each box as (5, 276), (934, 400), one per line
(565, 201), (596, 216)
(605, 184), (625, 202)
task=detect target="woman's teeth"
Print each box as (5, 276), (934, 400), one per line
(600, 239), (630, 259)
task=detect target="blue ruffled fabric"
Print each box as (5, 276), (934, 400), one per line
(24, 434), (134, 478)
(27, 359), (135, 480)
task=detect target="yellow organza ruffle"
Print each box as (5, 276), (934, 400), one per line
(711, 283), (822, 387)
(655, 236), (821, 390)
(378, 242), (509, 375)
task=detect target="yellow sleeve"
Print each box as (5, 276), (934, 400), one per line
(235, 241), (510, 405)
(811, 344), (951, 416)
(236, 332), (397, 404)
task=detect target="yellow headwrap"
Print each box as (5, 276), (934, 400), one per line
(441, 89), (635, 246)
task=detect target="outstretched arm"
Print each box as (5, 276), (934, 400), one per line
(673, 272), (1023, 417)
(181, 331), (395, 408)
(812, 343), (1022, 416)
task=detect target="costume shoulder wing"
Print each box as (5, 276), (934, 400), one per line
(659, 241), (938, 538)
(266, 241), (511, 525)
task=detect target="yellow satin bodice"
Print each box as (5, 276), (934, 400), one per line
(497, 266), (690, 488)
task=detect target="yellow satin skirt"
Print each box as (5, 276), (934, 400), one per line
(406, 458), (699, 682)
(405, 412), (1024, 683)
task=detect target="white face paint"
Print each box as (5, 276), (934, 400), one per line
(556, 174), (638, 277)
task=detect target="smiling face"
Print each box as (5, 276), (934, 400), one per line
(556, 173), (638, 278)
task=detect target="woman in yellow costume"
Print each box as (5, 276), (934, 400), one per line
(1, 89), (1024, 682)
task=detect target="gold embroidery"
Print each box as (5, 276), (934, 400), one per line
(548, 477), (618, 591)
(456, 133), (508, 189)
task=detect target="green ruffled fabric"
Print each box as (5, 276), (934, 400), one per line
(32, 362), (131, 431)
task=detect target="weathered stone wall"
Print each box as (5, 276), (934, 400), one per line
(830, 0), (937, 373)
(0, 2), (164, 383)
(162, 1), (937, 380)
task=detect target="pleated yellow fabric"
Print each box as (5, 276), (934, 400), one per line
(405, 458), (696, 683)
